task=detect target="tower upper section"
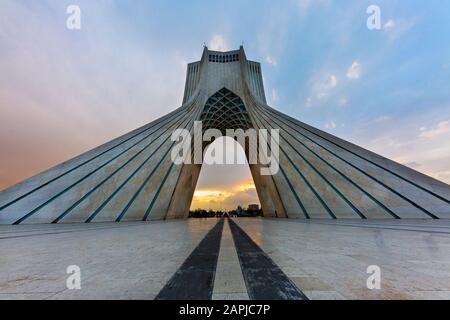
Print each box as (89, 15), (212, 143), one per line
(182, 46), (267, 105)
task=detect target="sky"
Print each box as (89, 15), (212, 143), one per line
(191, 137), (259, 211)
(1, 0), (450, 211)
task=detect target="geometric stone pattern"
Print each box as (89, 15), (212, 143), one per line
(200, 88), (252, 132)
(1, 46), (450, 224)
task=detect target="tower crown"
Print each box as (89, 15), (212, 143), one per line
(206, 48), (240, 63)
(182, 46), (266, 105)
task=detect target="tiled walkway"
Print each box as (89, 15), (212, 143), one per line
(1, 218), (450, 300)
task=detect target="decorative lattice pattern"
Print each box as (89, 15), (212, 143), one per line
(200, 88), (252, 133)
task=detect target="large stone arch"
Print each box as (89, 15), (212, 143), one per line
(166, 88), (287, 219)
(1, 46), (450, 224)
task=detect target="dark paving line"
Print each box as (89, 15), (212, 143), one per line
(264, 218), (450, 230)
(155, 219), (225, 300)
(0, 222), (144, 235)
(322, 222), (450, 230)
(228, 218), (308, 300)
(286, 220), (450, 235)
(0, 219), (190, 236)
(0, 223), (153, 240)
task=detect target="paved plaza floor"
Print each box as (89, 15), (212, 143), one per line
(1, 218), (449, 300)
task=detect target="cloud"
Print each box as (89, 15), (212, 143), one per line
(303, 72), (339, 108)
(314, 74), (337, 99)
(403, 161), (421, 169)
(0, 1), (186, 189)
(383, 19), (395, 30)
(297, 0), (312, 11)
(265, 55), (278, 66)
(346, 61), (361, 79)
(375, 115), (391, 124)
(434, 170), (450, 183)
(419, 120), (450, 139)
(209, 34), (229, 51)
(305, 61), (360, 110)
(191, 183), (259, 211)
(271, 89), (279, 102)
(306, 62), (360, 109)
(325, 120), (337, 129)
(329, 75), (337, 86)
(351, 108), (450, 185)
(338, 96), (348, 107)
(223, 187), (259, 209)
(383, 18), (418, 40)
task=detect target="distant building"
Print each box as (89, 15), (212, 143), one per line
(248, 204), (259, 212)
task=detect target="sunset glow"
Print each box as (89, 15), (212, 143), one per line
(190, 180), (259, 211)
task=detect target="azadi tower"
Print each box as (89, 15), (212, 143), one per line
(1, 46), (450, 224)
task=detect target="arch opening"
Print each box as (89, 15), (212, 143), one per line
(189, 136), (261, 217)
